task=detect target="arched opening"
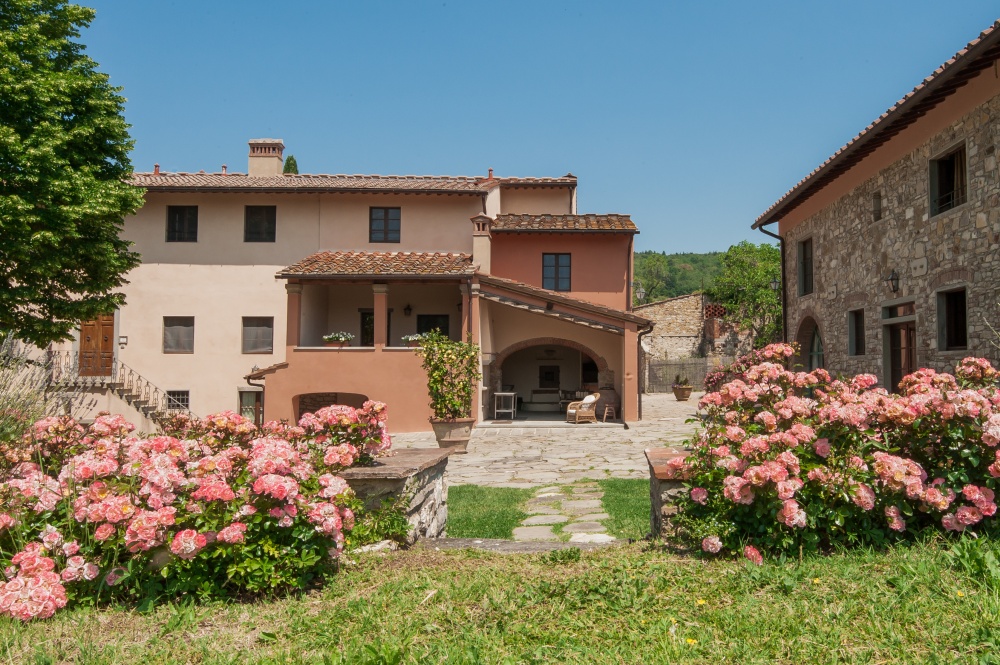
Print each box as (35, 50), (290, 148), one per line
(794, 317), (824, 370)
(294, 392), (369, 419)
(488, 338), (616, 419)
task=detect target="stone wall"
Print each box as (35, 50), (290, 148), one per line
(636, 294), (704, 360)
(784, 91), (1000, 381)
(339, 449), (449, 542)
(645, 448), (689, 538)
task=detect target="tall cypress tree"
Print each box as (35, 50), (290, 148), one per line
(0, 0), (144, 346)
(283, 155), (299, 174)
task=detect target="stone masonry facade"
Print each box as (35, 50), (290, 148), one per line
(784, 91), (1000, 382)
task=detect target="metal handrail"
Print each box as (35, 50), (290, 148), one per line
(46, 350), (196, 421)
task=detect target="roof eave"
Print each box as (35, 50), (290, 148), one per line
(277, 272), (474, 280)
(753, 21), (1000, 230)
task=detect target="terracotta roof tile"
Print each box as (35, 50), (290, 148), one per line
(133, 172), (491, 193)
(498, 175), (577, 187)
(477, 274), (651, 326)
(277, 251), (474, 278)
(132, 172), (578, 194)
(492, 214), (637, 233)
(755, 19), (1000, 229)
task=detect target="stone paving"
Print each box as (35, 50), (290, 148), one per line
(392, 392), (702, 487)
(512, 482), (617, 543)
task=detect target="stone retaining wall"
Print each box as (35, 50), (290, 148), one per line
(645, 448), (690, 538)
(339, 448), (450, 542)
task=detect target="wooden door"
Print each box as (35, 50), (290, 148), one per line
(79, 314), (114, 376)
(888, 321), (916, 391)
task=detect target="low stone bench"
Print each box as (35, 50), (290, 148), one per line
(340, 448), (450, 542)
(644, 448), (690, 539)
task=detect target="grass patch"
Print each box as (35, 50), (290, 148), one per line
(446, 485), (534, 539)
(7, 539), (1000, 663)
(598, 477), (651, 540)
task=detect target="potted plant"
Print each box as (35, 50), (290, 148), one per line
(415, 331), (480, 453)
(400, 333), (427, 348)
(322, 331), (354, 348)
(672, 374), (693, 401)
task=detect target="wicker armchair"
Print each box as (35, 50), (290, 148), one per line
(565, 393), (601, 424)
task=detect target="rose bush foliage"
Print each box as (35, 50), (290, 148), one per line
(669, 344), (1000, 561)
(0, 401), (394, 620)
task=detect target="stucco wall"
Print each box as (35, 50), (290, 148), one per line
(489, 233), (631, 309)
(498, 187), (573, 214)
(783, 84), (1000, 382)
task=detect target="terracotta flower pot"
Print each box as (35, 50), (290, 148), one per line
(430, 418), (475, 454)
(672, 385), (693, 401)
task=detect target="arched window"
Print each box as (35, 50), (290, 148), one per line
(808, 328), (824, 370)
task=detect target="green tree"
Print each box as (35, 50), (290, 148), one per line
(705, 241), (782, 348)
(283, 155), (299, 174)
(0, 0), (144, 346)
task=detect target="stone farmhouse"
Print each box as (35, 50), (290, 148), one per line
(62, 139), (650, 432)
(755, 20), (1000, 387)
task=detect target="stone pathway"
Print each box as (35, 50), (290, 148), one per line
(511, 482), (618, 544)
(392, 392), (701, 487)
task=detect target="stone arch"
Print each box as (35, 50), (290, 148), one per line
(794, 316), (824, 370)
(486, 337), (613, 395)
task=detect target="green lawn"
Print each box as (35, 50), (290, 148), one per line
(598, 478), (651, 540)
(446, 485), (534, 539)
(6, 539), (1000, 664)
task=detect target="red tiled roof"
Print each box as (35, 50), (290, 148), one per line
(754, 19), (1000, 229)
(277, 251), (474, 278)
(132, 172), (577, 194)
(492, 213), (637, 233)
(498, 175), (577, 187)
(477, 274), (651, 326)
(133, 172), (491, 194)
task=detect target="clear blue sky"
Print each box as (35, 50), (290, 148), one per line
(83, 1), (999, 253)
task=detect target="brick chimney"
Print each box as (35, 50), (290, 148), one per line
(470, 214), (492, 275)
(247, 138), (285, 177)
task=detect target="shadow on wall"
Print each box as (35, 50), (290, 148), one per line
(295, 392), (369, 419)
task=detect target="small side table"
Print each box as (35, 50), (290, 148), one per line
(602, 405), (617, 422)
(494, 392), (517, 420)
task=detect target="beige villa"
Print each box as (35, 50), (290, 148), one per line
(63, 140), (650, 432)
(756, 20), (1000, 386)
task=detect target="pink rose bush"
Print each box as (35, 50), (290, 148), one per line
(673, 344), (1000, 560)
(0, 401), (394, 620)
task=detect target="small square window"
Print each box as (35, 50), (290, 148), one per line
(848, 309), (865, 356)
(165, 390), (190, 410)
(166, 206), (198, 242)
(930, 145), (967, 216)
(872, 191), (882, 222)
(369, 207), (401, 243)
(242, 316), (274, 353)
(797, 239), (813, 296)
(163, 316), (194, 353)
(244, 206), (276, 242)
(542, 253), (571, 291)
(937, 288), (968, 350)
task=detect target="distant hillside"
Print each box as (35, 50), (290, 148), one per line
(633, 251), (723, 302)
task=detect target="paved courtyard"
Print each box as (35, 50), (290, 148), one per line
(392, 392), (701, 487)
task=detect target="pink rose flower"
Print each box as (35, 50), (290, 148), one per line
(690, 488), (708, 505)
(743, 545), (763, 566)
(813, 439), (830, 458)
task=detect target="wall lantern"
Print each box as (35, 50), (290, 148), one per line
(634, 280), (646, 303)
(118, 335), (128, 349)
(770, 277), (781, 292)
(884, 269), (900, 294)
(403, 304), (412, 317)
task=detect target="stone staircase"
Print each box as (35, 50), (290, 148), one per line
(47, 350), (196, 425)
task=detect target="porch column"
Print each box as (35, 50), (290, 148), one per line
(623, 326), (639, 422)
(469, 283), (482, 422)
(285, 282), (302, 348)
(373, 284), (388, 348)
